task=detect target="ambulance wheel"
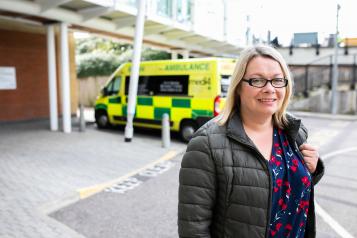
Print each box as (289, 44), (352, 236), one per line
(95, 110), (109, 129)
(180, 120), (198, 143)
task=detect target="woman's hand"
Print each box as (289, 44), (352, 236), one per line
(299, 143), (319, 174)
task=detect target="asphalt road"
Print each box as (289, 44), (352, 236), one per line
(50, 116), (357, 238)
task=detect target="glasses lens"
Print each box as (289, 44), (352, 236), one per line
(251, 78), (266, 87)
(272, 78), (286, 87)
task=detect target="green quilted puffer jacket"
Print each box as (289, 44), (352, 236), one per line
(178, 112), (324, 238)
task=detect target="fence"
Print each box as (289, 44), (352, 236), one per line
(78, 76), (108, 107)
(290, 54), (357, 97)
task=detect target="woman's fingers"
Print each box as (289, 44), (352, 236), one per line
(299, 143), (319, 174)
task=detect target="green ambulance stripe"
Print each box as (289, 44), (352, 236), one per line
(137, 97), (153, 106)
(122, 105), (127, 116)
(192, 110), (213, 119)
(115, 98), (213, 119)
(172, 98), (190, 108)
(95, 103), (107, 110)
(108, 97), (121, 104)
(154, 108), (170, 120)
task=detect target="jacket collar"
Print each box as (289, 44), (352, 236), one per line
(226, 111), (301, 144)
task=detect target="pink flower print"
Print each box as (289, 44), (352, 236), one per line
(274, 143), (279, 147)
(301, 176), (311, 187)
(300, 221), (304, 227)
(276, 149), (282, 155)
(275, 160), (281, 166)
(285, 224), (293, 230)
(283, 140), (289, 147)
(290, 165), (297, 172)
(276, 223), (283, 231)
(278, 198), (287, 210)
(292, 159), (298, 167)
(298, 200), (309, 214)
(274, 187), (279, 192)
(276, 179), (283, 187)
(271, 155), (276, 162)
(284, 181), (290, 186)
(278, 128), (282, 135)
(270, 230), (277, 236)
(286, 187), (291, 195)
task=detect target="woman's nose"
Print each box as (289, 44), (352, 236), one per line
(262, 81), (275, 93)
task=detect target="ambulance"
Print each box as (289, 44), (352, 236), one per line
(94, 58), (236, 142)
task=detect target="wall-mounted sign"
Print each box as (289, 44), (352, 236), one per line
(0, 67), (17, 90)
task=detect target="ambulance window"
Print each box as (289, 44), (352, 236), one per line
(221, 75), (231, 97)
(112, 77), (121, 93)
(107, 77), (120, 95)
(125, 76), (151, 95)
(125, 75), (188, 96)
(154, 75), (188, 95)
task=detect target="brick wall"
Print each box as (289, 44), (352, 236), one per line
(0, 29), (49, 121)
(0, 28), (78, 122)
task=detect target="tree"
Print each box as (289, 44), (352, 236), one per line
(76, 36), (172, 78)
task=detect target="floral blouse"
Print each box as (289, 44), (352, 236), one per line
(268, 128), (312, 238)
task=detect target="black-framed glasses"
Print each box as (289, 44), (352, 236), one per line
(242, 78), (288, 88)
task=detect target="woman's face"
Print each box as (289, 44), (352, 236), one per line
(239, 56), (286, 119)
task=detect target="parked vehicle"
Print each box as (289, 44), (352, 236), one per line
(95, 58), (235, 142)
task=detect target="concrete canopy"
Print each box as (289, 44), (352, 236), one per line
(0, 0), (242, 57)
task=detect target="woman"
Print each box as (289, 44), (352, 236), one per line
(178, 45), (324, 238)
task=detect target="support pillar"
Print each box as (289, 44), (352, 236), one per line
(124, 0), (146, 142)
(182, 50), (189, 59)
(46, 24), (58, 131)
(60, 22), (71, 133)
(171, 51), (178, 59)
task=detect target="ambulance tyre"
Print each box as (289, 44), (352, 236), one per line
(95, 110), (110, 129)
(180, 120), (198, 143)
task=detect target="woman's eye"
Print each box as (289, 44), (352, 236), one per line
(253, 79), (264, 84)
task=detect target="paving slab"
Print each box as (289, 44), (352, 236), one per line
(0, 119), (186, 237)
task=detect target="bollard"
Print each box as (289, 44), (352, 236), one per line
(79, 104), (86, 132)
(162, 113), (170, 148)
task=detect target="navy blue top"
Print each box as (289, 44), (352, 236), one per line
(268, 128), (312, 238)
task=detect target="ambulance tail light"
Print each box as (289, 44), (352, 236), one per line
(214, 96), (221, 117)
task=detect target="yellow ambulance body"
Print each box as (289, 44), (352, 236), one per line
(95, 58), (235, 142)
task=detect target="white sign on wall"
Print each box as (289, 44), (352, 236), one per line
(0, 67), (17, 90)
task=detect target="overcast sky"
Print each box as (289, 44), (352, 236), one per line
(237, 0), (356, 46)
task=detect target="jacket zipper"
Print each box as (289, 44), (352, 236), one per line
(227, 134), (272, 238)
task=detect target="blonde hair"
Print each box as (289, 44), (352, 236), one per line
(217, 45), (293, 128)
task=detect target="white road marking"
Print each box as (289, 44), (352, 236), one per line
(321, 147), (357, 160)
(307, 121), (349, 147)
(316, 148), (357, 238)
(315, 202), (355, 238)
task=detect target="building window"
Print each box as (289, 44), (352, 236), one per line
(177, 0), (192, 23)
(156, 0), (172, 18)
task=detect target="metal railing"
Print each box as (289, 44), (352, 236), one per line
(291, 53), (357, 97)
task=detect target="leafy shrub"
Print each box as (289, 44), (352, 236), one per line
(76, 36), (172, 78)
(76, 52), (121, 78)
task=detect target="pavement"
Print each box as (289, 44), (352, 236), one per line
(0, 109), (186, 238)
(1, 109), (357, 238)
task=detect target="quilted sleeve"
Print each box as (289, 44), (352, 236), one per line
(178, 133), (217, 238)
(312, 158), (325, 185)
